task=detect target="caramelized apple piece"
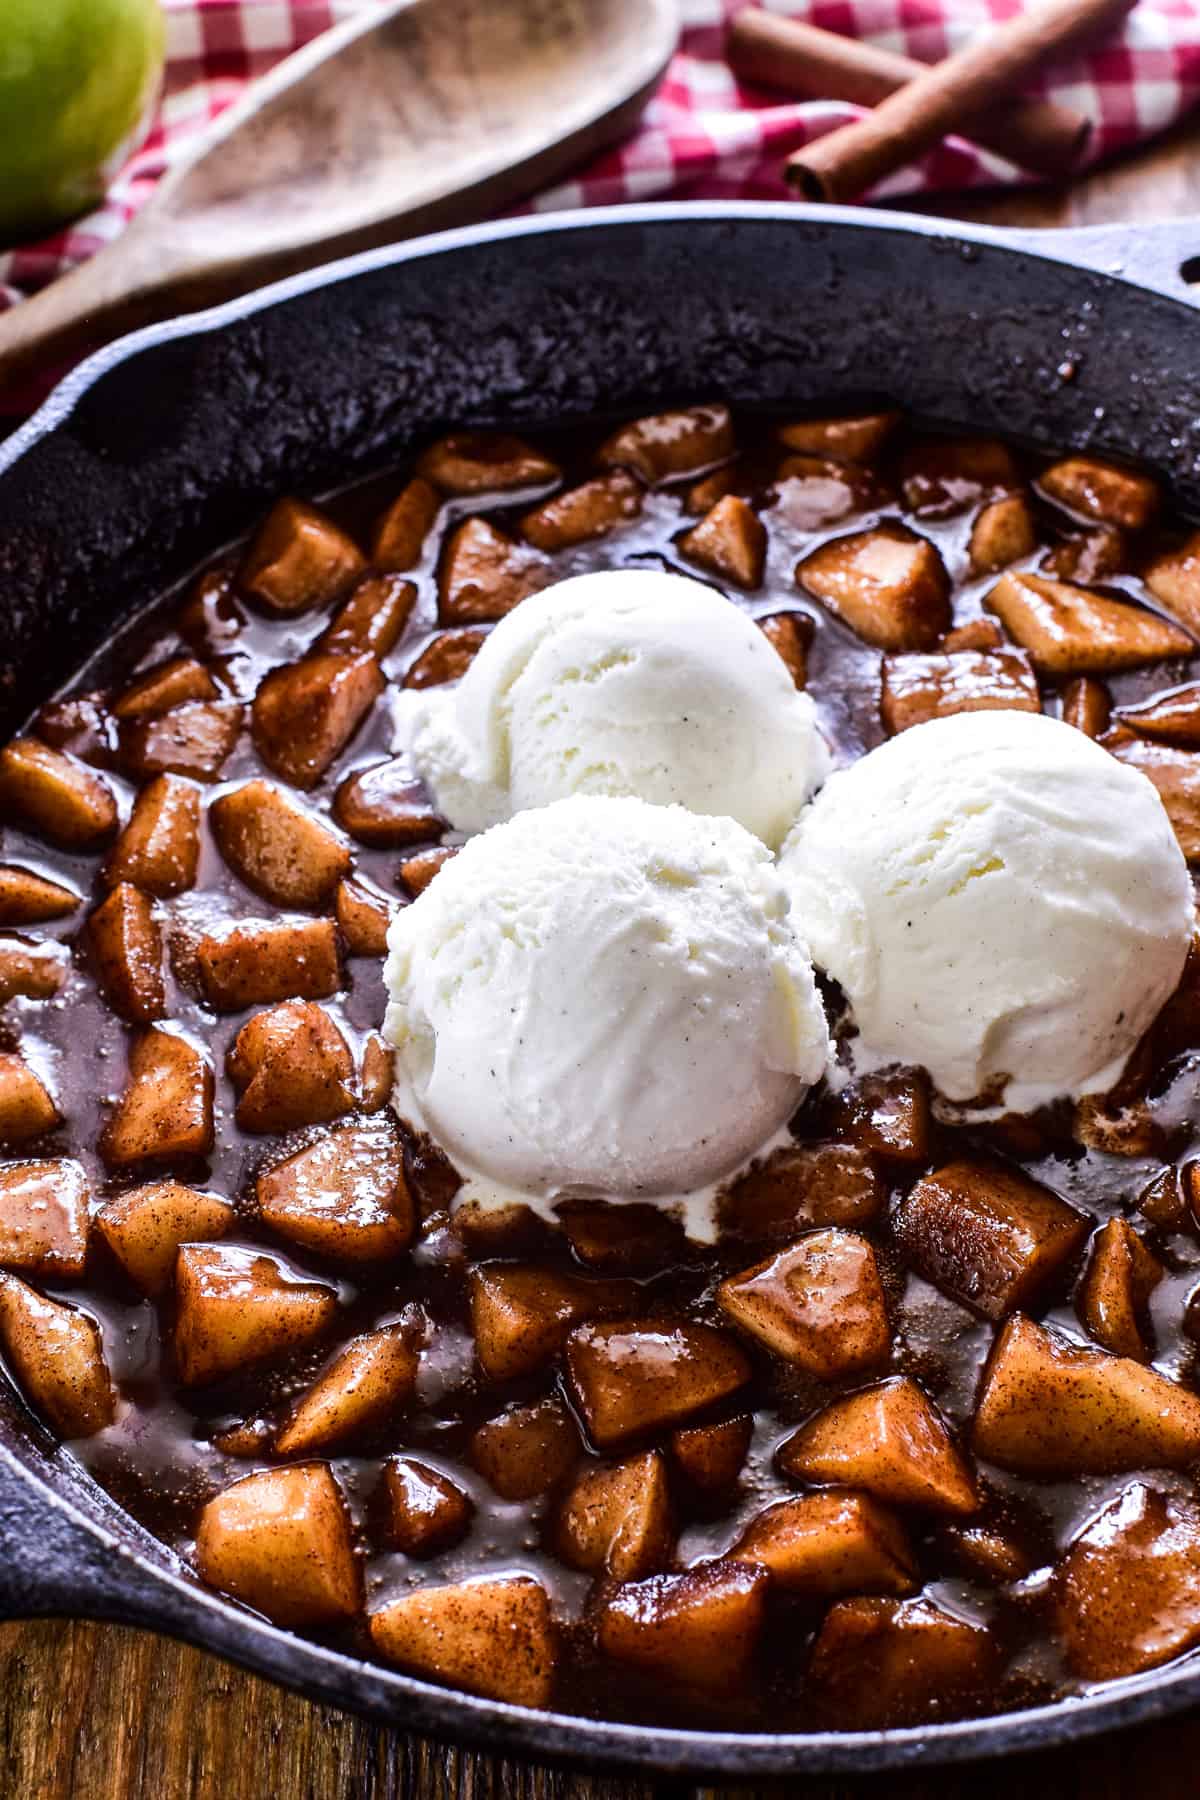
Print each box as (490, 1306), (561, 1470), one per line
(685, 464), (740, 514)
(34, 692), (115, 763)
(87, 884), (164, 1023)
(565, 1321), (750, 1450)
(195, 1464), (359, 1625)
(100, 1027), (213, 1168)
(771, 455), (881, 531)
(193, 915), (340, 1012)
(0, 739), (117, 848)
(371, 477), (439, 571)
(807, 1596), (997, 1729)
(720, 1144), (883, 1243)
(0, 1057), (59, 1144)
(1107, 734), (1200, 861)
(596, 405), (733, 485)
(0, 936), (68, 1003)
(399, 846), (456, 897)
(828, 1068), (931, 1163)
(670, 1415), (752, 1495)
(469, 1262), (634, 1382)
(0, 1274), (114, 1436)
(229, 1001), (356, 1134)
(1140, 1165), (1188, 1231)
(359, 1033), (394, 1113)
(95, 1181), (233, 1295)
(333, 759), (442, 848)
(757, 611), (812, 689)
(437, 518), (550, 624)
(0, 865), (79, 924)
(1145, 531), (1200, 633)
(1116, 680), (1200, 746)
(104, 775), (200, 896)
(880, 648), (1039, 736)
(596, 1559), (767, 1693)
(252, 652), (383, 790)
(276, 1324), (418, 1454)
(417, 431), (559, 495)
(174, 1243), (336, 1385)
(968, 492), (1036, 574)
(120, 701), (243, 782)
(1042, 525), (1127, 584)
(779, 1377), (978, 1516)
(210, 779), (351, 910)
(1054, 1482), (1200, 1679)
(238, 499), (364, 616)
(521, 471), (643, 551)
(403, 628), (487, 689)
(731, 1491), (916, 1596)
(1077, 1219), (1162, 1361)
(900, 437), (1019, 517)
(335, 876), (393, 956)
(1039, 455), (1159, 530)
(470, 1396), (578, 1500)
(113, 657), (218, 720)
(178, 565), (245, 652)
(369, 1576), (556, 1708)
(556, 1450), (672, 1580)
(985, 571), (1192, 674)
(256, 1117), (414, 1256)
(776, 411), (898, 463)
(942, 617), (1005, 653)
(555, 1198), (688, 1273)
(0, 1158), (88, 1275)
(678, 495), (766, 588)
(893, 1159), (1088, 1321)
(797, 525), (951, 651)
(453, 1197), (550, 1258)
(718, 1230), (890, 1377)
(974, 1313), (1200, 1474)
(382, 1456), (474, 1556)
(319, 572), (416, 660)
(1061, 675), (1112, 738)
(939, 1517), (1034, 1585)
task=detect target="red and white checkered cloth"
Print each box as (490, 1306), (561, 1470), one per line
(4, 0), (1200, 315)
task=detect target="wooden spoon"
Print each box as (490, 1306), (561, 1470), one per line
(0, 0), (677, 394)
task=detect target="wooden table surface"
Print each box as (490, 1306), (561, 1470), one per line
(8, 105), (1200, 1800)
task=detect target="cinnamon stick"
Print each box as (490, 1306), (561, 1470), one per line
(783, 0), (1137, 203)
(727, 11), (1090, 178)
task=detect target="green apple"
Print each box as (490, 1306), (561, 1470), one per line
(0, 0), (165, 243)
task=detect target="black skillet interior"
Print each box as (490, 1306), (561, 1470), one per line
(2, 203), (1200, 1775)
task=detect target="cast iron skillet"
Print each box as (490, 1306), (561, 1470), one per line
(1, 202), (1200, 1775)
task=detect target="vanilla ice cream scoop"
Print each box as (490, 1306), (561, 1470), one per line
(779, 709), (1193, 1112)
(395, 569), (827, 850)
(384, 795), (830, 1214)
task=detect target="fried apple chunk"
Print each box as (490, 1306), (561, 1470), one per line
(521, 471), (642, 551)
(319, 573), (415, 660)
(87, 884), (165, 1023)
(210, 780), (351, 910)
(1116, 680), (1200, 745)
(174, 1244), (336, 1385)
(0, 739), (117, 848)
(469, 1263), (635, 1383)
(276, 1324), (418, 1454)
(399, 847), (456, 897)
(104, 775), (200, 896)
(252, 652), (384, 790)
(418, 432), (559, 495)
(0, 936), (68, 1003)
(779, 1378), (978, 1516)
(968, 492), (1037, 575)
(120, 701), (243, 782)
(720, 1144), (883, 1243)
(678, 495), (766, 588)
(556, 1450), (673, 1580)
(0, 1158), (88, 1275)
(100, 1028), (213, 1168)
(797, 525), (951, 651)
(403, 628), (486, 689)
(828, 1068), (931, 1163)
(1145, 531), (1200, 633)
(1038, 455), (1160, 530)
(596, 405), (733, 485)
(369, 1576), (556, 1708)
(893, 1160), (1089, 1321)
(256, 1118), (414, 1257)
(880, 648), (1039, 736)
(0, 1059), (59, 1145)
(382, 1457), (474, 1556)
(359, 1033), (393, 1112)
(1107, 733), (1200, 861)
(113, 657), (217, 720)
(985, 571), (1192, 674)
(1077, 1219), (1163, 1361)
(943, 618), (1005, 652)
(0, 1275), (114, 1436)
(757, 611), (812, 689)
(717, 1230), (890, 1377)
(1062, 675), (1112, 737)
(195, 1464), (360, 1626)
(193, 915), (340, 1012)
(470, 1396), (578, 1500)
(0, 865), (79, 924)
(565, 1321), (750, 1450)
(229, 1002), (356, 1134)
(596, 1559), (768, 1693)
(731, 1491), (917, 1596)
(437, 519), (551, 625)
(973, 1314), (1200, 1474)
(333, 759), (442, 848)
(335, 876), (393, 956)
(95, 1182), (233, 1295)
(372, 478), (439, 572)
(238, 499), (364, 616)
(1054, 1483), (1200, 1679)
(900, 437), (1019, 517)
(1042, 525), (1127, 583)
(807, 1596), (997, 1729)
(670, 1415), (752, 1495)
(776, 412), (898, 463)
(771, 455), (882, 531)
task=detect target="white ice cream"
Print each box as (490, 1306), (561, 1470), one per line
(779, 709), (1194, 1113)
(384, 795), (831, 1217)
(395, 569), (827, 850)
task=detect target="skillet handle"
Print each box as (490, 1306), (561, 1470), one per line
(1021, 215), (1200, 306)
